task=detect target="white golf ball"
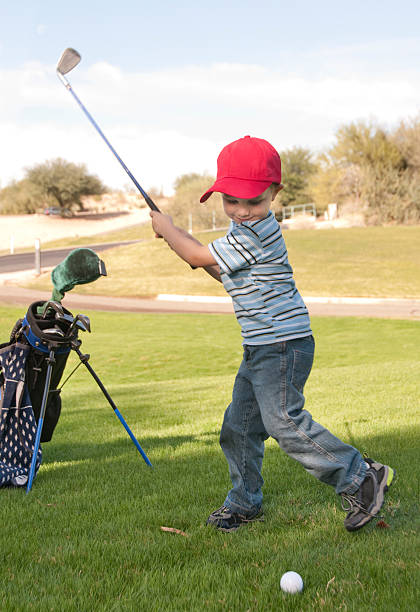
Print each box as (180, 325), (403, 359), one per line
(280, 571), (304, 593)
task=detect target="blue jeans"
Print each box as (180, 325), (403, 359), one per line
(220, 336), (366, 514)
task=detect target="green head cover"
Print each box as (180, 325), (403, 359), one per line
(51, 248), (107, 301)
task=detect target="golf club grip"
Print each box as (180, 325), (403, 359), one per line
(144, 196), (160, 212)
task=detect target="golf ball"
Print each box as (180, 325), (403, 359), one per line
(280, 571), (304, 593)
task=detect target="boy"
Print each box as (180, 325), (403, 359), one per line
(150, 135), (394, 533)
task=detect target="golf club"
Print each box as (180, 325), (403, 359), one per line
(43, 328), (66, 338)
(76, 314), (91, 333)
(56, 312), (74, 324)
(56, 48), (160, 212)
(42, 300), (65, 319)
(65, 313), (91, 339)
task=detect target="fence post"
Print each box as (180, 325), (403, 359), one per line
(34, 239), (41, 275)
(327, 203), (337, 220)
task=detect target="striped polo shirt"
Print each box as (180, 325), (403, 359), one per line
(208, 211), (312, 345)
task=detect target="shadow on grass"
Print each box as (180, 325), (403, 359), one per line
(43, 429), (220, 463)
(1, 425), (418, 612)
(34, 424), (419, 529)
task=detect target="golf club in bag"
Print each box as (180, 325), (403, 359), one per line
(0, 301), (152, 494)
(56, 48), (160, 212)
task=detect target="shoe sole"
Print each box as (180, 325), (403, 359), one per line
(206, 506), (264, 527)
(215, 515), (265, 533)
(371, 465), (395, 515)
(346, 465), (395, 532)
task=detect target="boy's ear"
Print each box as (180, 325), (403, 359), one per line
(271, 183), (284, 199)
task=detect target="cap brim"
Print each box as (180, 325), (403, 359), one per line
(200, 178), (273, 203)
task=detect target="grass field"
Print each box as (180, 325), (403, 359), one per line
(0, 307), (418, 611)
(24, 223), (420, 299)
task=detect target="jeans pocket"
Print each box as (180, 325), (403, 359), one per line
(291, 349), (314, 392)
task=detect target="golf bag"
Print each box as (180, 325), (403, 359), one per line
(0, 341), (42, 487)
(0, 302), (72, 487)
(1, 297), (152, 492)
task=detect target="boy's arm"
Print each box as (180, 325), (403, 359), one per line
(172, 226), (222, 282)
(150, 211), (222, 280)
(202, 263), (222, 282)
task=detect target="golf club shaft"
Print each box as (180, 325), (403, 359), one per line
(74, 347), (152, 467)
(57, 72), (160, 212)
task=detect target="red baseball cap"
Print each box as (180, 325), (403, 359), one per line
(200, 135), (282, 203)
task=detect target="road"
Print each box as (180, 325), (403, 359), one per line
(0, 241), (141, 273)
(0, 242), (419, 319)
(0, 285), (419, 319)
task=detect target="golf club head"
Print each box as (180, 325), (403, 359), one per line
(42, 300), (65, 319)
(64, 313), (91, 339)
(56, 312), (74, 324)
(76, 314), (91, 333)
(43, 327), (66, 338)
(75, 321), (87, 333)
(56, 48), (81, 75)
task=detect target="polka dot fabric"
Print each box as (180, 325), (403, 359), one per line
(0, 343), (42, 487)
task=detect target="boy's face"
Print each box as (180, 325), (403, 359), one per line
(222, 184), (282, 225)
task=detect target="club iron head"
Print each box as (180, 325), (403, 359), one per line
(43, 327), (66, 338)
(42, 300), (65, 319)
(56, 48), (81, 75)
(56, 312), (74, 324)
(76, 315), (91, 333)
(64, 313), (91, 339)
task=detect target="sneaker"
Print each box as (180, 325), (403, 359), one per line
(206, 505), (264, 532)
(342, 458), (395, 532)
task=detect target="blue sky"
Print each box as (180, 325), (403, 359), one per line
(1, 0), (419, 194)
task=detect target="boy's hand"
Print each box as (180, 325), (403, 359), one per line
(149, 210), (218, 270)
(150, 211), (173, 239)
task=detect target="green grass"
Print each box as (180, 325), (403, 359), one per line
(40, 221), (156, 250)
(24, 224), (420, 298)
(0, 307), (418, 611)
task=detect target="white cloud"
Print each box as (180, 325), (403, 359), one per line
(0, 121), (218, 194)
(1, 49), (419, 194)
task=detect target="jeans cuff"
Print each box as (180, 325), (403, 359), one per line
(339, 458), (367, 495)
(225, 495), (261, 516)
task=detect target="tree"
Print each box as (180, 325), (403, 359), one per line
(324, 120), (420, 224)
(392, 117), (420, 223)
(0, 179), (46, 214)
(275, 147), (317, 210)
(173, 173), (205, 192)
(308, 154), (349, 213)
(393, 117), (420, 171)
(167, 173), (226, 231)
(330, 122), (405, 171)
(25, 158), (106, 213)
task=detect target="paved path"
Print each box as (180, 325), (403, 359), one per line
(0, 285), (419, 319)
(0, 241), (141, 273)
